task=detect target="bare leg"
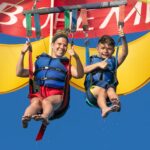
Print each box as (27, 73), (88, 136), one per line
(107, 87), (121, 112)
(22, 97), (42, 128)
(23, 97), (42, 116)
(38, 95), (63, 125)
(91, 86), (112, 118)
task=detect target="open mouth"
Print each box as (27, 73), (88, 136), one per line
(101, 54), (109, 58)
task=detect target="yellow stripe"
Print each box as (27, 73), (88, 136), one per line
(1, 32), (150, 95)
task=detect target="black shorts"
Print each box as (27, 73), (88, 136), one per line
(85, 85), (113, 107)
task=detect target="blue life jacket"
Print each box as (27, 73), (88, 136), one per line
(34, 53), (69, 89)
(84, 55), (117, 90)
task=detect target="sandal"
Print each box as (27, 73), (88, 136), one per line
(22, 115), (31, 128)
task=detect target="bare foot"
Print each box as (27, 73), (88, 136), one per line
(32, 114), (49, 125)
(22, 115), (31, 128)
(32, 114), (42, 121)
(101, 107), (112, 118)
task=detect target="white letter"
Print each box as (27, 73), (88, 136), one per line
(77, 10), (94, 31)
(23, 11), (51, 31)
(0, 2), (23, 25)
(53, 13), (64, 29)
(100, 7), (119, 29)
(124, 2), (142, 25)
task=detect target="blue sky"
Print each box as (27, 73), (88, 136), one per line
(0, 83), (150, 150)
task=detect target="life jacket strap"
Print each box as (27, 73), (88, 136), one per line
(34, 66), (67, 75)
(35, 77), (66, 82)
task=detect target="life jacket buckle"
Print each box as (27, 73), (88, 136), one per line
(44, 66), (49, 69)
(41, 77), (47, 80)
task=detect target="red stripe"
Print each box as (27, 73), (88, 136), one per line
(36, 124), (47, 141)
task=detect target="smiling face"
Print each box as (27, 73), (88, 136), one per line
(52, 37), (68, 58)
(97, 35), (115, 59)
(97, 43), (114, 59)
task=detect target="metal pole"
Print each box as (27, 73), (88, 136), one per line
(49, 0), (54, 55)
(23, 0), (127, 15)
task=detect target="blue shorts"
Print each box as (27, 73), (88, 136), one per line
(94, 80), (117, 90)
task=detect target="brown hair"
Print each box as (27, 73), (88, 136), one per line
(52, 30), (69, 43)
(98, 35), (115, 48)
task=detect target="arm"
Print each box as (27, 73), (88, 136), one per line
(84, 58), (108, 74)
(117, 27), (128, 66)
(67, 46), (84, 78)
(16, 43), (31, 77)
(84, 63), (100, 74)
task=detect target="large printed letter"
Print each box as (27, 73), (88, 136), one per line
(0, 2), (23, 25)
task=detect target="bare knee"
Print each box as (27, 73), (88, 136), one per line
(91, 86), (106, 98)
(30, 98), (41, 107)
(42, 95), (63, 113)
(107, 88), (118, 100)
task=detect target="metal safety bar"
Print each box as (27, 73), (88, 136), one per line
(23, 0), (127, 15)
